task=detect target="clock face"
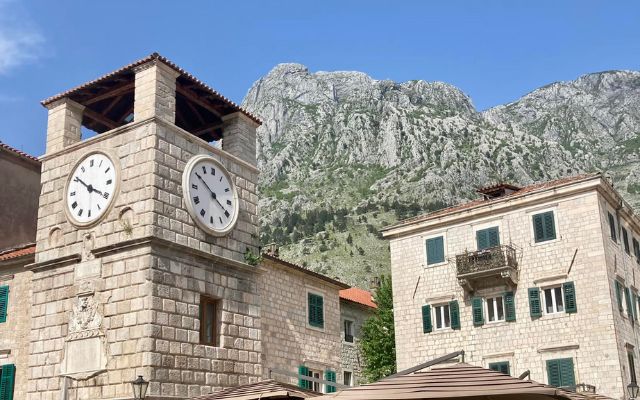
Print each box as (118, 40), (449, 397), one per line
(182, 155), (239, 236)
(65, 152), (117, 226)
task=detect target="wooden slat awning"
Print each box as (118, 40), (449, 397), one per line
(193, 379), (319, 400)
(315, 363), (613, 400)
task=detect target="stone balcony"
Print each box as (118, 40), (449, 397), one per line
(455, 245), (519, 292)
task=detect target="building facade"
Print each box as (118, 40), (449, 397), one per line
(338, 288), (375, 387)
(382, 174), (640, 399)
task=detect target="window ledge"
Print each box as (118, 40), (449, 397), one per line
(540, 312), (569, 320)
(530, 237), (561, 247)
(424, 261), (448, 268)
(533, 273), (568, 285)
(306, 324), (325, 333)
(482, 321), (509, 329)
(538, 344), (579, 353)
(430, 328), (456, 335)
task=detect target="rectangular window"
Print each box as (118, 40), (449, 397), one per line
(630, 351), (637, 383)
(489, 361), (510, 375)
(547, 358), (576, 389)
(343, 371), (353, 386)
(306, 369), (322, 393)
(616, 281), (625, 312)
(476, 227), (500, 251)
(434, 304), (451, 330)
(543, 286), (564, 314)
(486, 296), (505, 322)
(608, 212), (617, 242)
(0, 285), (8, 324)
(634, 238), (640, 265)
(199, 296), (219, 346)
(308, 293), (324, 329)
(426, 236), (445, 265)
(0, 364), (16, 400)
(532, 211), (556, 243)
(623, 227), (631, 254)
(344, 320), (354, 343)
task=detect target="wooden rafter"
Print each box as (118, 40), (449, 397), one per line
(176, 86), (223, 119)
(116, 105), (134, 124)
(102, 95), (123, 116)
(84, 82), (135, 105)
(83, 107), (118, 130)
(185, 100), (206, 125)
(192, 121), (224, 137)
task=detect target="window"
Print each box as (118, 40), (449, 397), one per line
(343, 371), (353, 386)
(476, 227), (500, 250)
(623, 227), (631, 254)
(626, 287), (635, 320)
(324, 370), (336, 393)
(616, 281), (625, 312)
(608, 212), (617, 242)
(426, 236), (445, 265)
(547, 358), (576, 389)
(199, 296), (219, 346)
(0, 285), (7, 323)
(486, 296), (505, 322)
(630, 351), (637, 383)
(344, 320), (354, 343)
(543, 286), (564, 314)
(308, 293), (324, 329)
(434, 304), (451, 330)
(634, 238), (640, 265)
(489, 361), (510, 375)
(308, 369), (322, 393)
(532, 211), (556, 243)
(0, 364), (16, 400)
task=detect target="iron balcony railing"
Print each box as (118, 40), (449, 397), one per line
(456, 245), (518, 278)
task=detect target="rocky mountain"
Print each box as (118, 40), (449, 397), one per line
(241, 65), (640, 287)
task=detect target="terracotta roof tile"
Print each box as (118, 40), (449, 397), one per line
(193, 379), (319, 399)
(0, 142), (40, 163)
(383, 173), (600, 232)
(0, 244), (36, 262)
(40, 52), (262, 125)
(340, 287), (377, 308)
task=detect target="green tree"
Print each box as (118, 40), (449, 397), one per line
(359, 275), (396, 382)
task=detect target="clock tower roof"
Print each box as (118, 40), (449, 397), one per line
(41, 52), (261, 142)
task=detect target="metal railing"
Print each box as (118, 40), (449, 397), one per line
(456, 245), (517, 277)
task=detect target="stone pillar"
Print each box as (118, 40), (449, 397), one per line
(45, 98), (84, 154)
(222, 112), (259, 166)
(133, 60), (180, 124)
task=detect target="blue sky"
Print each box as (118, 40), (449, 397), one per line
(0, 0), (638, 157)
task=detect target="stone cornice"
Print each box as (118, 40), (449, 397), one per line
(25, 253), (81, 272)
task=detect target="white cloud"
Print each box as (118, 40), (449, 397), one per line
(0, 0), (44, 74)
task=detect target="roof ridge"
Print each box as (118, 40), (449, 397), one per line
(0, 141), (40, 163)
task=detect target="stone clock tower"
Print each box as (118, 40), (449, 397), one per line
(29, 54), (261, 399)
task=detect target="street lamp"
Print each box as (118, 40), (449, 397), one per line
(628, 381), (639, 400)
(131, 375), (149, 400)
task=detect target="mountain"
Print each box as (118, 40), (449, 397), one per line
(241, 65), (640, 287)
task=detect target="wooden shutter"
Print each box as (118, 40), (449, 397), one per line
(421, 305), (432, 333)
(0, 364), (15, 400)
(528, 287), (542, 317)
(626, 287), (634, 320)
(533, 214), (545, 242)
(547, 359), (561, 387)
(634, 292), (639, 322)
(504, 291), (516, 321)
(308, 293), (324, 328)
(563, 282), (577, 314)
(634, 238), (640, 264)
(559, 358), (576, 388)
(608, 212), (617, 242)
(623, 228), (630, 253)
(542, 211), (556, 240)
(476, 227), (500, 250)
(471, 297), (484, 326)
(0, 286), (8, 323)
(298, 365), (310, 389)
(426, 237), (444, 265)
(449, 300), (460, 330)
(325, 370), (336, 393)
(615, 281), (624, 311)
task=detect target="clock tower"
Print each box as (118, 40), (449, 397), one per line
(29, 54), (262, 399)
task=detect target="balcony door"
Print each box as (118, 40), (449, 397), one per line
(477, 227), (500, 251)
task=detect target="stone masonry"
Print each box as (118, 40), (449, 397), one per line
(339, 299), (371, 386)
(382, 175), (640, 399)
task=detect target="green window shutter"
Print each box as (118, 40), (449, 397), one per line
(547, 359), (561, 386)
(471, 297), (484, 326)
(476, 227), (500, 250)
(608, 212), (617, 242)
(528, 287), (542, 318)
(0, 364), (15, 400)
(426, 236), (444, 265)
(449, 300), (460, 330)
(626, 287), (634, 320)
(533, 212), (556, 242)
(634, 293), (639, 322)
(504, 291), (516, 322)
(489, 361), (510, 375)
(325, 370), (336, 393)
(634, 238), (640, 264)
(559, 358), (576, 388)
(421, 305), (432, 333)
(623, 228), (630, 254)
(298, 365), (310, 389)
(308, 293), (324, 328)
(563, 282), (577, 314)
(0, 286), (8, 323)
(615, 281), (624, 312)
(533, 214), (545, 242)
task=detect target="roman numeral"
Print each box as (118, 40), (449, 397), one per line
(192, 184), (198, 190)
(219, 176), (223, 182)
(210, 216), (213, 224)
(226, 200), (232, 206)
(202, 166), (207, 174)
(193, 196), (200, 204)
(225, 188), (230, 192)
(81, 166), (85, 173)
(224, 210), (230, 218)
(99, 160), (103, 167)
(88, 210), (91, 218)
(105, 167), (111, 173)
(106, 179), (112, 185)
(70, 191), (76, 196)
(219, 216), (223, 224)
(78, 209), (83, 216)
(211, 167), (216, 175)
(97, 204), (101, 210)
(103, 192), (110, 199)
(200, 209), (206, 217)
(90, 159), (94, 167)
(71, 201), (78, 209)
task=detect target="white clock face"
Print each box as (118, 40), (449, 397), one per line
(65, 152), (117, 225)
(183, 155), (239, 235)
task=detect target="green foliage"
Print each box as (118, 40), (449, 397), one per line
(244, 248), (262, 266)
(360, 275), (396, 382)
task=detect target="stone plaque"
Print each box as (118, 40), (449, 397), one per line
(61, 336), (107, 377)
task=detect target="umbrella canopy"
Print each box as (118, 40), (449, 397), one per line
(193, 379), (319, 400)
(315, 363), (612, 400)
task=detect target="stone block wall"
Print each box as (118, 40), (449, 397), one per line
(258, 257), (342, 390)
(389, 190), (624, 398)
(340, 301), (372, 386)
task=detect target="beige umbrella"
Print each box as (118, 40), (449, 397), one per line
(193, 379), (320, 400)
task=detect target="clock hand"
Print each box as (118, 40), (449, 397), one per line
(74, 177), (90, 189)
(213, 197), (229, 214)
(194, 172), (229, 215)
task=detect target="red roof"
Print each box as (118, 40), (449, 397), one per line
(0, 244), (36, 262)
(340, 287), (377, 309)
(383, 173), (600, 232)
(0, 142), (40, 163)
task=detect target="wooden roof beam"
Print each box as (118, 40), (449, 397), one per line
(83, 107), (118, 130)
(84, 82), (135, 105)
(176, 86), (223, 119)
